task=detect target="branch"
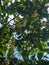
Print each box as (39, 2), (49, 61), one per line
(0, 16), (15, 34)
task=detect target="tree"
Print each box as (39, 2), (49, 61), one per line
(0, 0), (49, 65)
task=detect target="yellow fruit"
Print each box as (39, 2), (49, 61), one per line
(8, 40), (12, 44)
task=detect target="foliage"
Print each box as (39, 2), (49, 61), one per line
(0, 0), (49, 65)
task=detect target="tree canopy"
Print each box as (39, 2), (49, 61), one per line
(0, 0), (49, 65)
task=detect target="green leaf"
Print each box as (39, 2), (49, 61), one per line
(37, 51), (43, 60)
